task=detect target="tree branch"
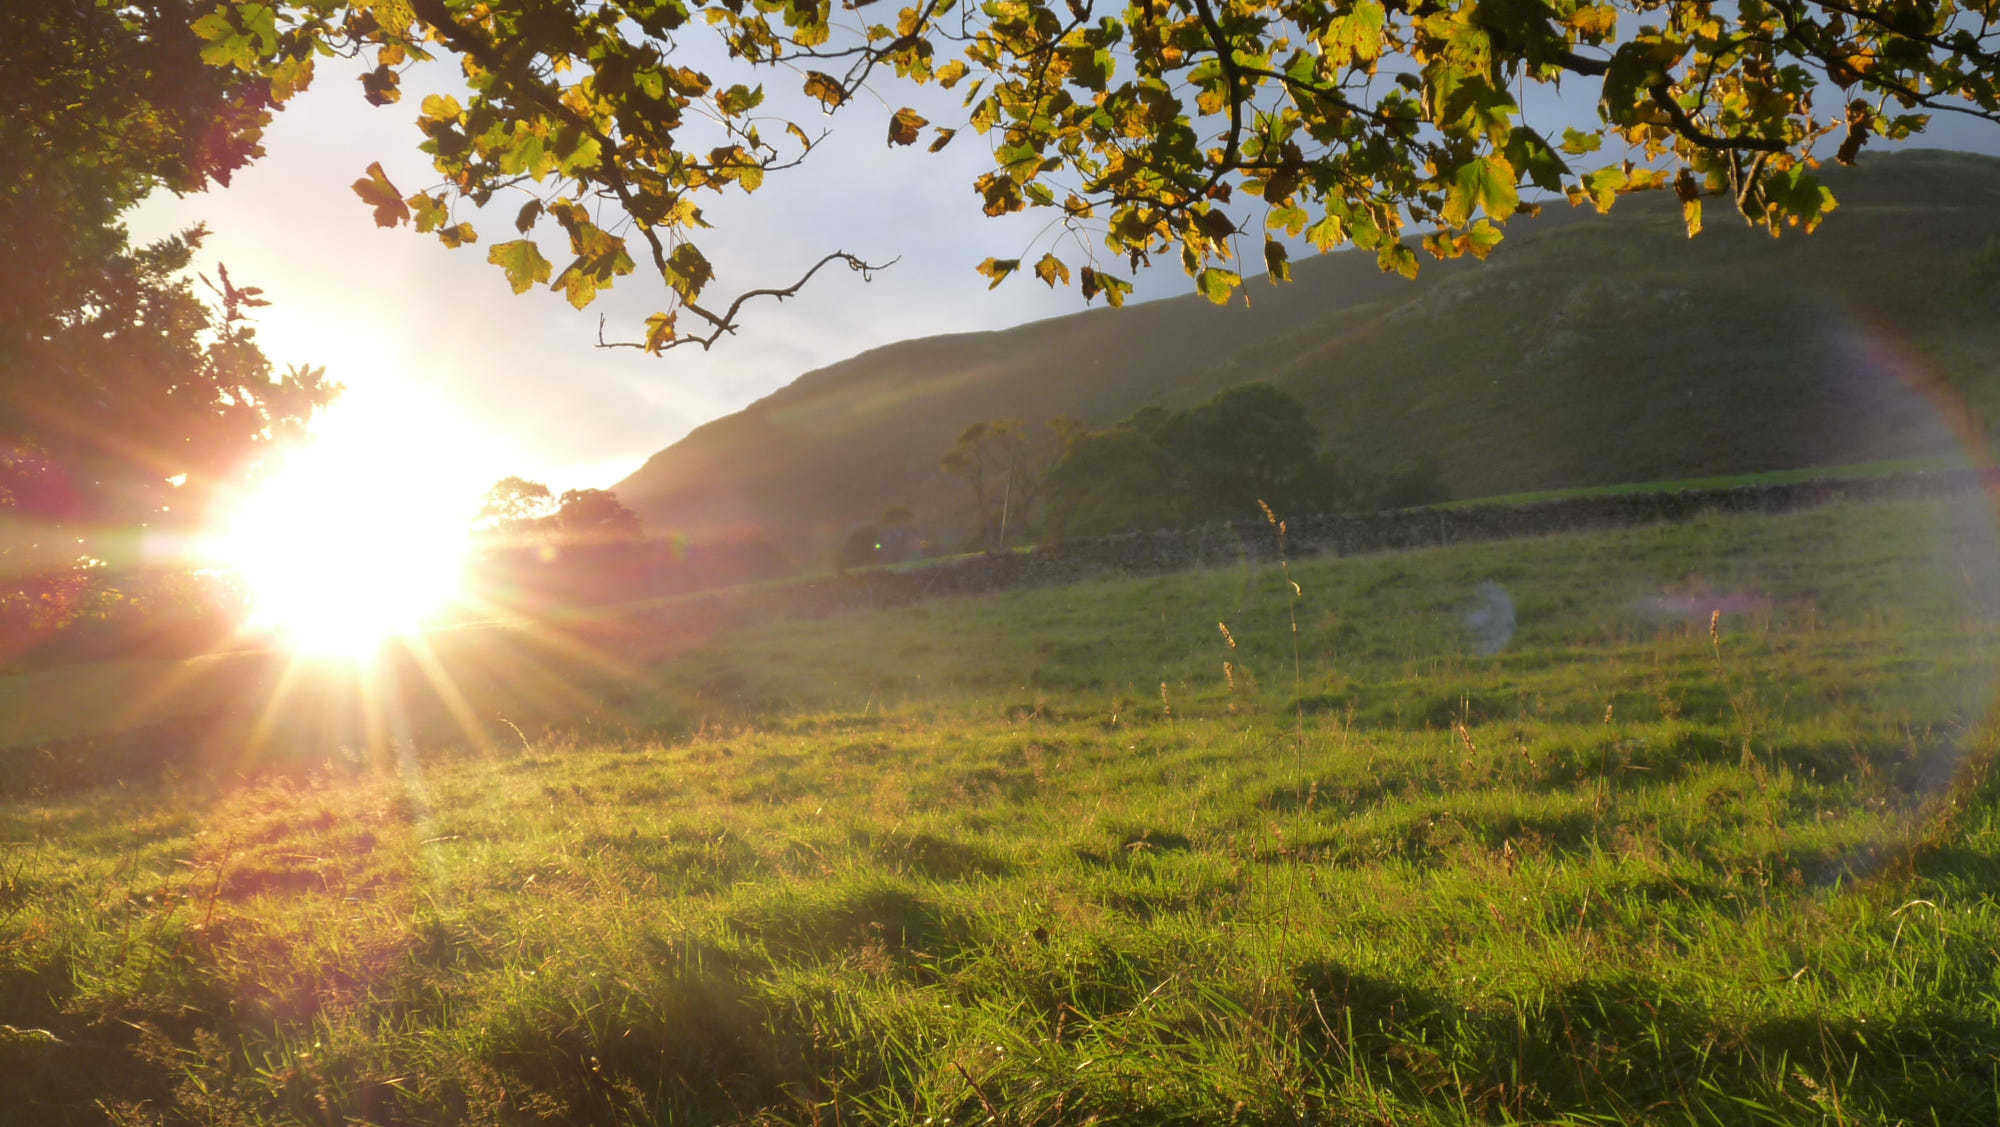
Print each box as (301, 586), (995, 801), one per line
(1648, 81), (1791, 151)
(408, 0), (885, 349)
(596, 252), (898, 353)
(1188, 0), (1245, 201)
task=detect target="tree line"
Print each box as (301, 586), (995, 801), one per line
(843, 381), (1445, 566)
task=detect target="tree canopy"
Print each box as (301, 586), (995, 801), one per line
(1042, 381), (1367, 536)
(194, 0), (1998, 350)
(473, 477), (642, 546)
(2, 1), (333, 532)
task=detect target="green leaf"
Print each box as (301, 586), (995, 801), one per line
(717, 84), (763, 116)
(1442, 154), (1517, 227)
(1196, 267), (1241, 304)
(407, 190), (448, 233)
(554, 262), (601, 309)
(1504, 127), (1568, 194)
(350, 162), (409, 227)
(1377, 242), (1418, 278)
(1600, 40), (1679, 127)
(1573, 164), (1629, 212)
(1461, 219), (1503, 259)
(1267, 203), (1310, 237)
(1306, 211), (1346, 251)
(556, 132), (603, 176)
(488, 239), (553, 294)
(1263, 239), (1291, 282)
(995, 142), (1042, 183)
(190, 11), (232, 41)
(1321, 0), (1386, 67)
(1760, 168), (1837, 232)
(1559, 127), (1603, 156)
(665, 242), (714, 302)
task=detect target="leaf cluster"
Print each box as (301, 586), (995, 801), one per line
(196, 0), (1996, 343)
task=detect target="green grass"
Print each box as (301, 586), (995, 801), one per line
(4, 496), (1999, 1124)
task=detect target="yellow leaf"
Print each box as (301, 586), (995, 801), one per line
(350, 162), (409, 227)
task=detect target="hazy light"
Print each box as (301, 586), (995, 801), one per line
(211, 384), (488, 657)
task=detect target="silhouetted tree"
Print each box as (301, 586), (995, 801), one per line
(2, 2), (330, 532)
(1040, 428), (1187, 541)
(941, 417), (1078, 550)
(2, 2), (330, 662)
(554, 488), (642, 544)
(476, 476), (556, 535)
(1042, 383), (1354, 537)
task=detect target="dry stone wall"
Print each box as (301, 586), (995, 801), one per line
(625, 468), (1994, 637)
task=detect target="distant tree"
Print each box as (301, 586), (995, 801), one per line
(1040, 428), (1188, 541)
(940, 422), (1002, 548)
(940, 417), (1078, 550)
(1361, 457), (1452, 510)
(1151, 383), (1333, 519)
(554, 488), (642, 544)
(475, 476), (556, 535)
(1043, 383), (1353, 536)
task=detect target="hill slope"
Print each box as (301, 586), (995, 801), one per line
(616, 150), (2000, 561)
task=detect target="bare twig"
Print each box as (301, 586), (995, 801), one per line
(597, 252), (899, 352)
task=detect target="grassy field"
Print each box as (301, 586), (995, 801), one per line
(4, 496), (1999, 1124)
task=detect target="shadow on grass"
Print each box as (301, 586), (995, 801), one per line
(727, 880), (986, 981)
(469, 934), (794, 1125)
(1293, 961), (2000, 1123)
(858, 828), (1016, 881)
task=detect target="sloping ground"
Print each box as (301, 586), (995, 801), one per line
(616, 151), (2000, 561)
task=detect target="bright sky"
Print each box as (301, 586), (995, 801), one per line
(129, 54), (2000, 503)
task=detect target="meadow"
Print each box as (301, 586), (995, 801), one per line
(4, 496), (1999, 1125)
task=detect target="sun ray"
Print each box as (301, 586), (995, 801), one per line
(397, 631), (498, 757)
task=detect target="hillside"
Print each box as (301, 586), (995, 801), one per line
(615, 150), (2000, 561)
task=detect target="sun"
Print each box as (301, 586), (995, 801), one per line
(212, 388), (483, 657)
